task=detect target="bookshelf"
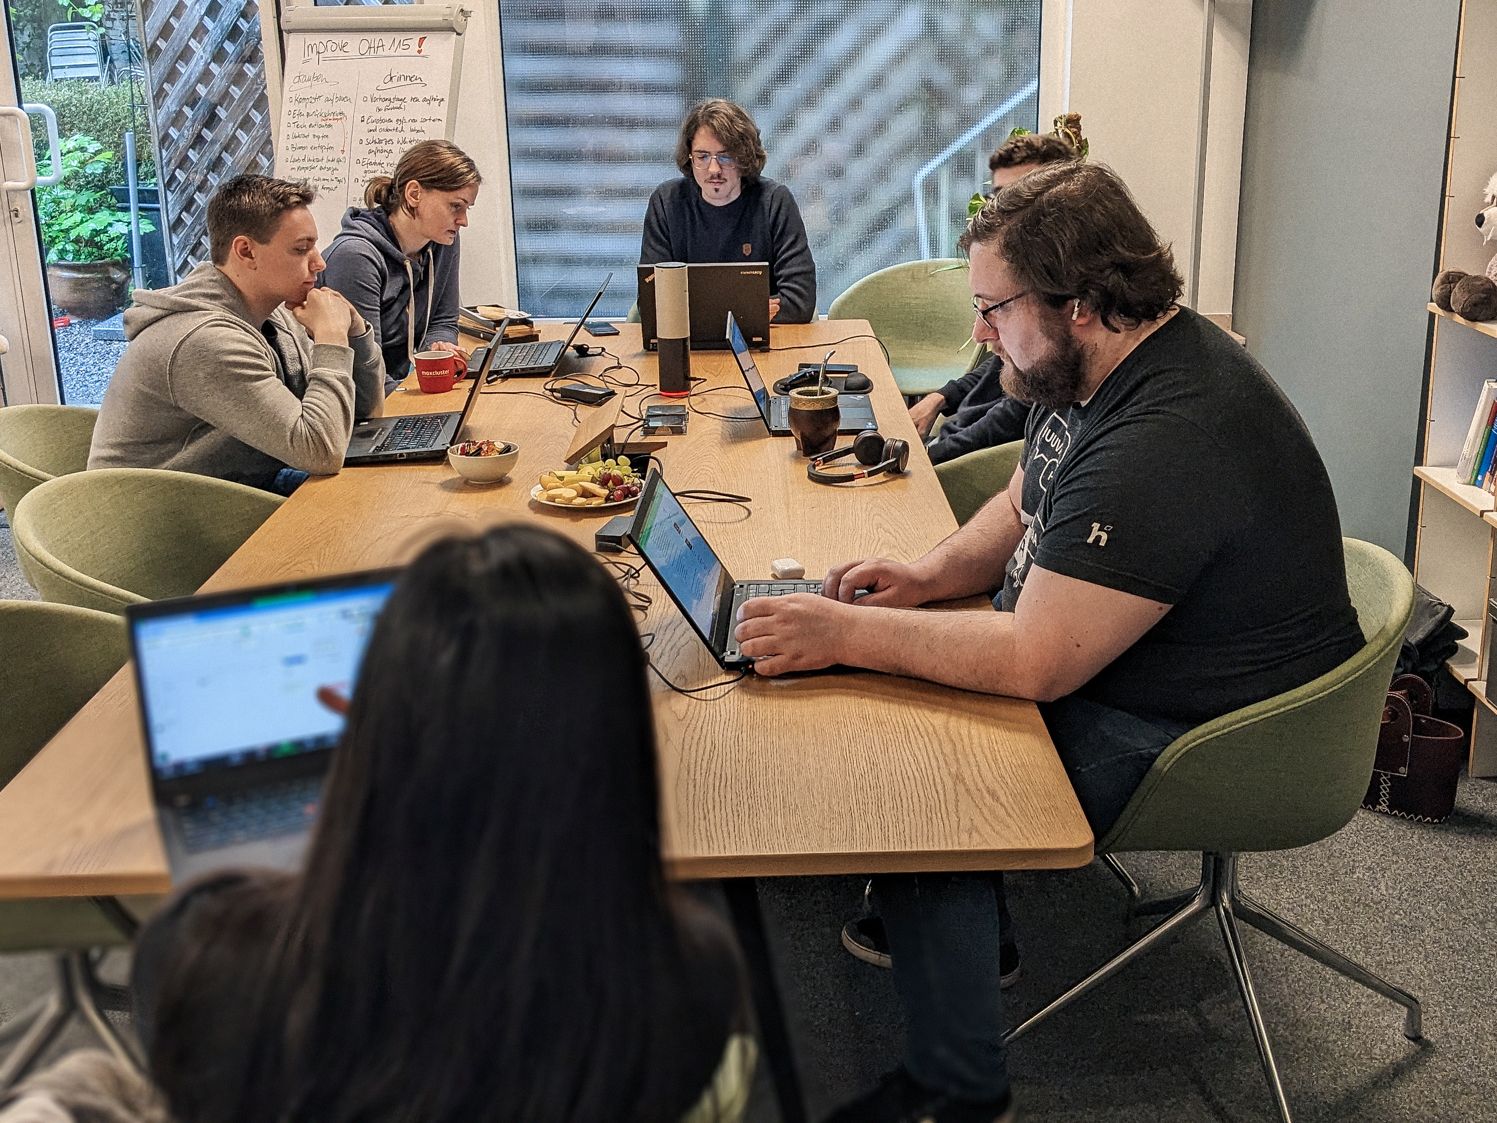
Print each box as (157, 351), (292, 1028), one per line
(1415, 0), (1497, 777)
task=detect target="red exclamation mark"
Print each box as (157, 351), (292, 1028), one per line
(416, 35), (426, 54)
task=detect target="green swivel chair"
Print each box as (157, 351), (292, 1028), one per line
(0, 602), (138, 1088)
(11, 468), (283, 614)
(827, 259), (980, 397)
(0, 406), (98, 519)
(1004, 539), (1420, 1123)
(933, 440), (1023, 526)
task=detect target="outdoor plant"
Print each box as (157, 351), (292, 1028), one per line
(35, 134), (151, 263)
(26, 79), (155, 182)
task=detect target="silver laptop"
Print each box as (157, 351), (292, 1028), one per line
(638, 262), (770, 350)
(346, 335), (496, 465)
(728, 311), (876, 436)
(485, 274), (612, 378)
(127, 570), (397, 879)
(628, 467), (821, 668)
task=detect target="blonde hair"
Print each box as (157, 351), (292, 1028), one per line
(363, 140), (481, 213)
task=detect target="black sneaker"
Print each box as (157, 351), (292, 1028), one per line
(840, 915), (1022, 988)
(822, 1067), (1015, 1123)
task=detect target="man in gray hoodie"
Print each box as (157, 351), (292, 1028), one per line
(90, 175), (384, 493)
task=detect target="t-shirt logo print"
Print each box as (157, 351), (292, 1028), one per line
(1030, 413), (1072, 496)
(742, 243), (753, 257)
(1088, 522), (1111, 547)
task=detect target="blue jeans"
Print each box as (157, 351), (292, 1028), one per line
(875, 695), (1193, 1100)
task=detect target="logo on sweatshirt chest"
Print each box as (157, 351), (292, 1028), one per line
(742, 243), (753, 257)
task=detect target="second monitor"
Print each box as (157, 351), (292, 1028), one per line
(637, 262), (770, 351)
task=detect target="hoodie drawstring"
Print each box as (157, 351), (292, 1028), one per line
(401, 249), (437, 374)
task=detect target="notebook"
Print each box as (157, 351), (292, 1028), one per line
(627, 467), (821, 668)
(127, 570), (398, 879)
(485, 275), (612, 378)
(727, 312), (876, 436)
(345, 336), (495, 465)
(637, 262), (771, 351)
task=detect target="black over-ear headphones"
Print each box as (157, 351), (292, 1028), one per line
(807, 430), (910, 485)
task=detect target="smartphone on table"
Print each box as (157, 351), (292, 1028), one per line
(584, 320), (620, 337)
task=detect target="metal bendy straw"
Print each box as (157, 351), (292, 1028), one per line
(817, 349), (836, 394)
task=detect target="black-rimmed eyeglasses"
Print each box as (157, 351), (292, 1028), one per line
(973, 290), (1029, 328)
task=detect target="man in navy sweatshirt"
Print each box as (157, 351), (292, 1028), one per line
(640, 98), (816, 323)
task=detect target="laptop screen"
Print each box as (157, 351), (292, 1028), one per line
(727, 311), (773, 426)
(630, 470), (732, 646)
(129, 574), (397, 781)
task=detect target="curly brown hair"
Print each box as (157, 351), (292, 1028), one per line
(207, 175), (316, 264)
(959, 162), (1182, 332)
(988, 131), (1077, 173)
(673, 98), (767, 182)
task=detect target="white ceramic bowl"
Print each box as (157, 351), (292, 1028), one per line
(448, 440), (520, 483)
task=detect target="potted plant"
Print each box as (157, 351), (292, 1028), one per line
(35, 134), (152, 319)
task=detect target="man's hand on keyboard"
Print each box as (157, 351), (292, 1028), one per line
(733, 593), (856, 676)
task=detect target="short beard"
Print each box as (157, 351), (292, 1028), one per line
(999, 318), (1089, 410)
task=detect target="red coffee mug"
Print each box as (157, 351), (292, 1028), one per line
(414, 350), (466, 393)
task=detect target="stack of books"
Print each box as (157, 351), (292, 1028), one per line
(1455, 379), (1497, 490)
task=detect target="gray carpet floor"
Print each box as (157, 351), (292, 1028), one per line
(2, 523), (1494, 1120)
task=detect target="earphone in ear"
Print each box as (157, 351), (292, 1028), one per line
(1071, 299), (1080, 322)
(807, 430), (911, 485)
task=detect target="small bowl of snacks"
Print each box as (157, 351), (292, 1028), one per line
(448, 439), (520, 484)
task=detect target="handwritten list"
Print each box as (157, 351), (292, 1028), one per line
(276, 30), (458, 244)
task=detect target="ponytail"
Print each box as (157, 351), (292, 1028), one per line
(363, 175), (396, 210)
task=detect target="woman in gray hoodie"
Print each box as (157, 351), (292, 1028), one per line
(320, 140), (481, 396)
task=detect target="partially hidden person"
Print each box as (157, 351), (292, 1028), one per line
(641, 98), (816, 324)
(131, 524), (754, 1123)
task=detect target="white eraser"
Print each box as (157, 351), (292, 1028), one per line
(771, 557), (806, 580)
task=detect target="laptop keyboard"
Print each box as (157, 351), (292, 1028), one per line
(177, 775), (322, 853)
(740, 581), (822, 598)
(380, 415), (445, 452)
(491, 341), (558, 371)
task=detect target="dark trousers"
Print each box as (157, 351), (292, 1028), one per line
(875, 696), (1193, 1100)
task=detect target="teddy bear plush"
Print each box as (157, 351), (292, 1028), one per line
(1433, 268), (1497, 320)
(1434, 171), (1497, 320)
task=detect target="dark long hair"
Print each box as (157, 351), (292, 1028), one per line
(149, 525), (740, 1121)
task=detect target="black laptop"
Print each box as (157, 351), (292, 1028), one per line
(727, 312), (876, 436)
(628, 468), (821, 668)
(345, 335), (494, 465)
(485, 274), (612, 378)
(638, 262), (770, 351)
(127, 570), (398, 879)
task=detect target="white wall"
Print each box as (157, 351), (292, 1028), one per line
(1040, 0), (1252, 319)
(1233, 1), (1460, 555)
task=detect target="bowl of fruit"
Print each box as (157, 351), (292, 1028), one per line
(448, 439), (520, 484)
(532, 456), (644, 510)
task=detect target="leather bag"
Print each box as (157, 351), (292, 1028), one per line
(1362, 674), (1465, 823)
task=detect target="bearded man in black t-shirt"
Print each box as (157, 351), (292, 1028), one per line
(734, 162), (1363, 1123)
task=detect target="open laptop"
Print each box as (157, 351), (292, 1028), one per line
(486, 274), (612, 378)
(127, 570), (398, 879)
(637, 262), (770, 351)
(346, 337), (494, 465)
(628, 467), (821, 668)
(728, 312), (876, 436)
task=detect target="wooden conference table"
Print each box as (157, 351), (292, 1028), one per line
(0, 320), (1091, 1118)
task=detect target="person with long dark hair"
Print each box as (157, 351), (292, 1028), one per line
(131, 525), (752, 1122)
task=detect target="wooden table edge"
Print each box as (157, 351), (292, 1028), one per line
(665, 840), (1096, 881)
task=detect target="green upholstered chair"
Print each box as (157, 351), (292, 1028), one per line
(0, 406), (98, 519)
(11, 468), (283, 614)
(1004, 539), (1420, 1123)
(934, 440), (1023, 525)
(827, 259), (980, 397)
(0, 602), (139, 1088)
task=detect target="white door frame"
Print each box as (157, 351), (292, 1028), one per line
(0, 7), (60, 406)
